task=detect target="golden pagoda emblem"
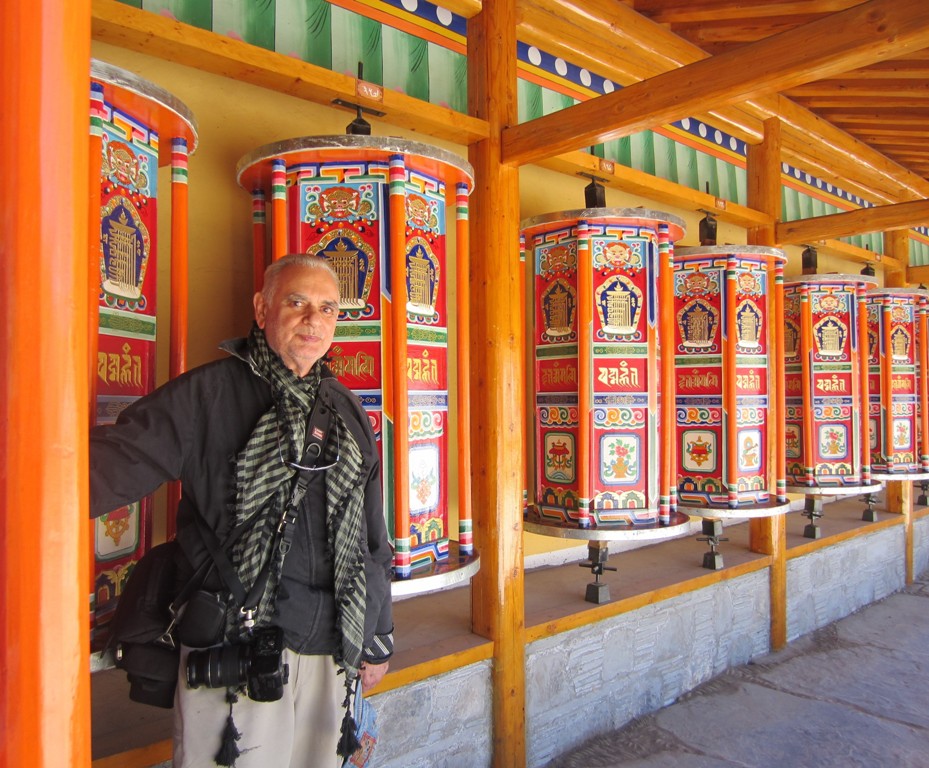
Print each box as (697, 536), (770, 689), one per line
(891, 326), (911, 360)
(595, 275), (642, 336)
(311, 228), (375, 311)
(541, 279), (577, 339)
(99, 195), (150, 302)
(813, 316), (848, 357)
(678, 299), (719, 349)
(735, 299), (762, 349)
(406, 236), (440, 318)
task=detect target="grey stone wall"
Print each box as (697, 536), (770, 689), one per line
(371, 660), (493, 768)
(785, 524), (905, 642)
(524, 570), (770, 767)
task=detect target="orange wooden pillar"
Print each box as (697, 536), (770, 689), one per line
(1, 0), (92, 765)
(881, 228), (917, 583)
(746, 117), (788, 650)
(468, 1), (525, 765)
(454, 182), (474, 552)
(166, 138), (191, 538)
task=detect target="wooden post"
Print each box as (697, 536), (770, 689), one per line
(746, 117), (788, 649)
(886, 480), (914, 584)
(1, 0), (93, 765)
(885, 229), (909, 288)
(467, 1), (526, 765)
(884, 229), (915, 583)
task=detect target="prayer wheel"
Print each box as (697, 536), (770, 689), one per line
(522, 207), (686, 529)
(673, 246), (789, 514)
(236, 136), (474, 578)
(89, 60), (198, 650)
(782, 275), (876, 491)
(865, 288), (929, 479)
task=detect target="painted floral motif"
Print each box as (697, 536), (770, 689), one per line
(821, 426), (846, 456)
(601, 436), (638, 482)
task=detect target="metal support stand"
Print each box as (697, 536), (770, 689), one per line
(803, 497), (823, 539)
(696, 518), (728, 570)
(917, 481), (928, 507)
(578, 540), (617, 604)
(862, 492), (879, 522)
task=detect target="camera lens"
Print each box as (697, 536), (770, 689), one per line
(186, 646), (249, 690)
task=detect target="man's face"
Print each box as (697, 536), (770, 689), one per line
(253, 265), (340, 377)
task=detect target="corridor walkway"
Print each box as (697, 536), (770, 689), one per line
(548, 571), (929, 768)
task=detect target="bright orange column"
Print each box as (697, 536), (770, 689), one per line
(388, 155), (412, 573)
(454, 182), (474, 552)
(1, 0), (92, 766)
(468, 0), (526, 764)
(165, 138), (191, 537)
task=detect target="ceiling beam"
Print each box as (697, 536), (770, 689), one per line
(776, 199), (929, 244)
(502, 0), (929, 167)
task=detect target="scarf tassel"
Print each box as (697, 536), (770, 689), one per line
(337, 710), (361, 759)
(214, 689), (243, 767)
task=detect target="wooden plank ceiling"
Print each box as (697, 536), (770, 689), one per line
(632, 0), (929, 182)
(496, 0), (929, 210)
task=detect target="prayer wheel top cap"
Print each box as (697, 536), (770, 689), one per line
(235, 135), (474, 191)
(866, 286), (929, 298)
(90, 59), (199, 161)
(520, 207), (686, 242)
(676, 245), (786, 263)
(783, 273), (878, 288)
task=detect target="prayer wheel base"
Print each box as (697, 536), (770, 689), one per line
(390, 542), (480, 598)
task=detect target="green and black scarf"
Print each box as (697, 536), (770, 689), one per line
(217, 325), (368, 763)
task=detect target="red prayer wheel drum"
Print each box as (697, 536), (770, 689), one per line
(89, 60), (198, 650)
(865, 288), (929, 478)
(522, 208), (686, 528)
(673, 246), (787, 510)
(236, 136), (474, 578)
(782, 275), (876, 490)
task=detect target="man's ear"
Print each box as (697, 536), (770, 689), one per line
(253, 292), (266, 328)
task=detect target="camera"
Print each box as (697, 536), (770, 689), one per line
(185, 626), (290, 702)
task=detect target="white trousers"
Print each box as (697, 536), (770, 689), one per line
(173, 646), (345, 768)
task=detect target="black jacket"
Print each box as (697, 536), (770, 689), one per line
(89, 338), (394, 659)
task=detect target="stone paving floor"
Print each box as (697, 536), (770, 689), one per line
(546, 573), (929, 768)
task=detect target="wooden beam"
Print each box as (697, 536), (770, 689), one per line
(503, 0), (929, 167)
(91, 0), (490, 146)
(536, 150), (772, 230)
(776, 199), (929, 244)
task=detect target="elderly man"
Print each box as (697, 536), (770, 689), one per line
(91, 254), (393, 767)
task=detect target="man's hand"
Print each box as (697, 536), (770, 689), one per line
(359, 661), (389, 692)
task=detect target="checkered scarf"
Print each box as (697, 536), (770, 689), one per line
(228, 326), (368, 683)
